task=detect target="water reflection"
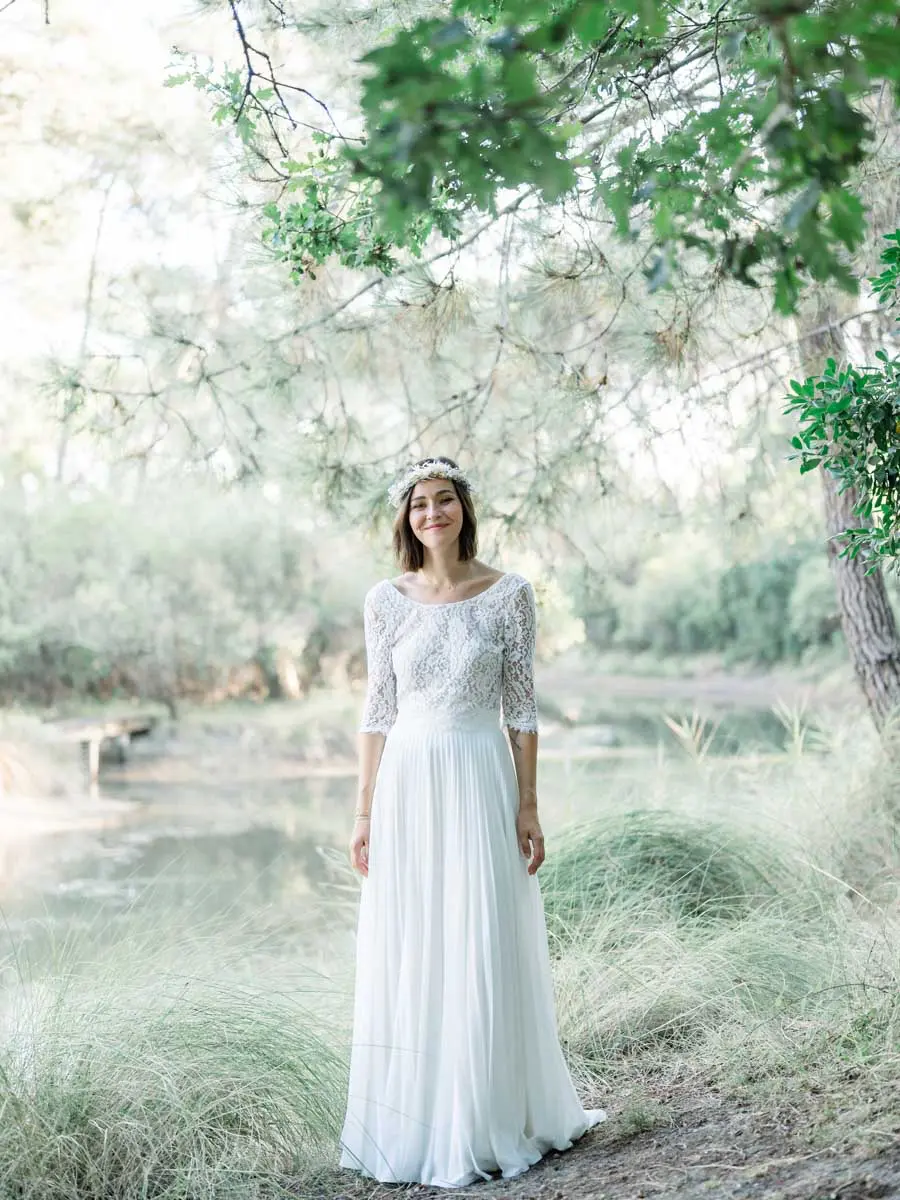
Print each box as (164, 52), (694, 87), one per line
(0, 775), (360, 973)
(0, 699), (794, 975)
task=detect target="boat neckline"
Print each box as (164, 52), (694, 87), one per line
(387, 572), (512, 607)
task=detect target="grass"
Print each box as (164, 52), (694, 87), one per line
(540, 809), (785, 938)
(545, 712), (900, 1135)
(0, 924), (350, 1200)
(0, 707), (898, 1196)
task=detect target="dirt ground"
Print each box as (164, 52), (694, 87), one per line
(317, 1082), (900, 1200)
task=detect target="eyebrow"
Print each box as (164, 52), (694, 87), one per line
(411, 488), (455, 500)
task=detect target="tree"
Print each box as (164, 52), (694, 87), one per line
(786, 233), (900, 568)
(187, 0), (900, 313)
(784, 239), (900, 730)
(7, 0), (900, 720)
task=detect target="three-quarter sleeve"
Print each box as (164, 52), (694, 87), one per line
(501, 579), (539, 733)
(358, 585), (398, 734)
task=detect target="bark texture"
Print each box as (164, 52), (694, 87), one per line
(798, 297), (900, 731)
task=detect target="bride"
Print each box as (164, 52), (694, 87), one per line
(338, 456), (605, 1188)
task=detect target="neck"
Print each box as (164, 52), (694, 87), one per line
(420, 544), (470, 585)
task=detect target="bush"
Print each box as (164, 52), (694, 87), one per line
(788, 553), (841, 648)
(601, 538), (840, 665)
(610, 532), (730, 656)
(718, 555), (803, 664)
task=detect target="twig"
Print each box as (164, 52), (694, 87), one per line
(682, 307), (880, 395)
(226, 0), (344, 145)
(287, 189), (537, 338)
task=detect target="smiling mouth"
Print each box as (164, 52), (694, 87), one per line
(425, 524), (448, 530)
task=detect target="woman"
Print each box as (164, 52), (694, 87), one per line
(339, 456), (605, 1188)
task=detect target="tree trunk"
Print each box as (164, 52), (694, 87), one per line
(797, 298), (900, 731)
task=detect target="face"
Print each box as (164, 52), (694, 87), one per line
(407, 476), (464, 548)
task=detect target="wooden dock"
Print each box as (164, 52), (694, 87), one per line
(44, 713), (159, 786)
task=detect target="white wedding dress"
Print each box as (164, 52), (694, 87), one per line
(339, 571), (605, 1188)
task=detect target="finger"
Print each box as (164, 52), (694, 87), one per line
(519, 832), (531, 859)
(529, 835), (545, 874)
(350, 838), (369, 876)
(525, 832), (539, 874)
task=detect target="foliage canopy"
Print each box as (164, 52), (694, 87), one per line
(180, 0), (900, 311)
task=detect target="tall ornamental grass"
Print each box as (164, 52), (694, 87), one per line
(540, 809), (785, 939)
(0, 927), (349, 1200)
(544, 712), (900, 1113)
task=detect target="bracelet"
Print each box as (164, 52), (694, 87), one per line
(353, 811), (371, 820)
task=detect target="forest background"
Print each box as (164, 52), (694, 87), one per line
(4, 0), (896, 719)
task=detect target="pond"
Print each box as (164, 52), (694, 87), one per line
(0, 695), (800, 979)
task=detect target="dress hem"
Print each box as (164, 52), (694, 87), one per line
(338, 1108), (608, 1190)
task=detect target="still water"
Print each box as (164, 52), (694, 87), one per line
(0, 702), (793, 976)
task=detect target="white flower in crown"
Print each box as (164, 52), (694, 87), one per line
(387, 460), (478, 509)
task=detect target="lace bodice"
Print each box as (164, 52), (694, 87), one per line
(358, 571), (538, 735)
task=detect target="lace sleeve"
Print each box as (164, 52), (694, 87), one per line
(358, 585), (398, 735)
(501, 579), (539, 733)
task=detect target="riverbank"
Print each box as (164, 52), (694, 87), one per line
(2, 650), (859, 789)
(0, 718), (134, 860)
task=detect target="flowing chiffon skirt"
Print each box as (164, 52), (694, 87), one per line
(339, 707), (605, 1188)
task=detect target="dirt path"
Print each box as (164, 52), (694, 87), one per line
(446, 1103), (900, 1200)
(321, 1087), (900, 1200)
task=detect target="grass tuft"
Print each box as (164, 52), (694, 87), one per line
(541, 809), (784, 943)
(0, 935), (348, 1200)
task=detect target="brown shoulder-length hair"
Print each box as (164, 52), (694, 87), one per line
(392, 456), (478, 572)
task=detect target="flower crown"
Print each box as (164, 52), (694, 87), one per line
(387, 459), (478, 509)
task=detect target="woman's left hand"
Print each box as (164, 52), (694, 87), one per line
(516, 807), (545, 875)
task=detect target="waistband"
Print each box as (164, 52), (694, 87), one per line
(391, 706), (501, 733)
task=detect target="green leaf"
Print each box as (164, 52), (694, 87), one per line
(826, 188), (866, 251)
(501, 56), (538, 103)
(572, 3), (614, 45)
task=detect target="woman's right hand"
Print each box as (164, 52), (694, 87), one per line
(349, 817), (371, 877)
